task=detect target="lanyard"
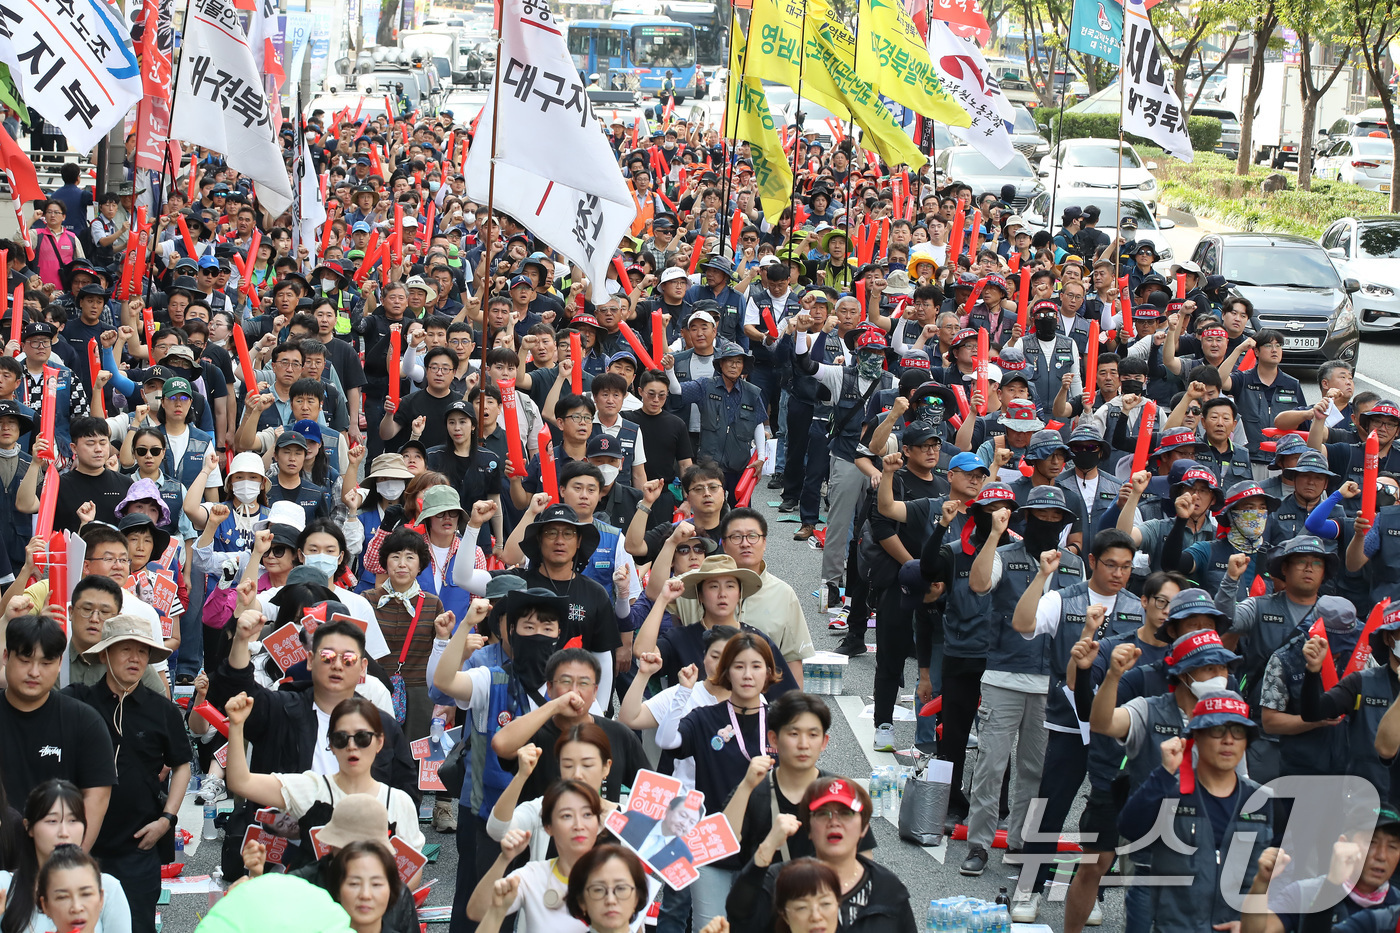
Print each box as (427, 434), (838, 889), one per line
(727, 700), (765, 760)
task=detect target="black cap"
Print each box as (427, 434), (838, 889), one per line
(444, 399), (475, 422)
(0, 399), (34, 434)
(21, 321), (56, 340)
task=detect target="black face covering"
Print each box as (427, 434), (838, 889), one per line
(1072, 449), (1101, 472)
(1034, 317), (1056, 341)
(1120, 380), (1145, 396)
(973, 509), (995, 541)
(510, 632), (559, 695)
(1022, 516), (1067, 557)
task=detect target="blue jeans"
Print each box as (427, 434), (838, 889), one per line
(656, 884), (690, 933)
(917, 640), (944, 745)
(174, 573), (206, 678)
(691, 865), (734, 928)
(1125, 867), (1152, 933)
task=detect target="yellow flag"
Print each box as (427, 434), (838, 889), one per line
(745, 0), (850, 119)
(810, 22), (931, 168)
(857, 0), (971, 125)
(727, 15), (792, 223)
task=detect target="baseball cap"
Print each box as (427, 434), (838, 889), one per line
(352, 221), (372, 234)
(808, 777), (864, 814)
(508, 274), (534, 290)
(948, 452), (990, 476)
(275, 431), (310, 450)
(586, 433), (624, 459)
(659, 267), (688, 284)
(161, 376), (195, 399)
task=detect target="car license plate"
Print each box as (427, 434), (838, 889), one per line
(1384, 183), (1392, 193)
(1283, 336), (1321, 350)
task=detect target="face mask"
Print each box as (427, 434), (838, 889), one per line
(304, 553), (339, 578)
(1022, 516), (1065, 557)
(1072, 449), (1101, 472)
(377, 479), (406, 501)
(973, 509), (994, 541)
(596, 464), (620, 486)
(510, 632), (560, 694)
(887, 262), (906, 273)
(232, 480), (261, 503)
(663, 140), (676, 150)
(857, 353), (884, 381)
(1232, 508), (1268, 540)
(428, 180), (441, 193)
(1187, 675), (1227, 698)
(1034, 317), (1056, 341)
(0, 447), (18, 459)
(320, 277), (337, 293)
(1120, 380), (1145, 396)
(464, 212), (476, 225)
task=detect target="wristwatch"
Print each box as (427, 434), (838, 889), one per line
(160, 812), (178, 825)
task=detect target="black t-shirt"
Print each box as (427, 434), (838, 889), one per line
(640, 517), (724, 565)
(54, 468), (132, 532)
(514, 714), (652, 803)
(62, 682), (191, 857)
(633, 408), (694, 485)
(733, 769), (877, 866)
(428, 445), (504, 513)
(202, 343), (237, 392)
(325, 337), (369, 393)
(675, 702), (765, 806)
(519, 569), (622, 653)
(391, 388), (464, 451)
(0, 691), (117, 806)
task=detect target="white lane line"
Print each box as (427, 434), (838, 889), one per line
(833, 694), (947, 864)
(1357, 370), (1400, 400)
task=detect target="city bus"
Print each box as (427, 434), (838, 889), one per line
(565, 18), (698, 98)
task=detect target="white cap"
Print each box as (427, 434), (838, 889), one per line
(256, 499), (308, 533)
(758, 255), (782, 268)
(401, 216), (419, 228)
(659, 267), (688, 284)
(687, 309), (719, 327)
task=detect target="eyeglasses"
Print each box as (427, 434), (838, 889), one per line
(317, 648), (361, 667)
(1146, 594), (1172, 610)
(1202, 724), (1248, 740)
(426, 364), (454, 374)
(562, 413), (591, 424)
(553, 675), (594, 690)
(134, 446), (164, 457)
(89, 554), (130, 566)
(273, 359), (301, 368)
(585, 883), (636, 902)
(540, 527), (579, 539)
(690, 483), (725, 495)
(73, 602), (114, 619)
(674, 544), (706, 556)
(725, 532), (765, 544)
(811, 807), (857, 823)
(329, 729), (379, 749)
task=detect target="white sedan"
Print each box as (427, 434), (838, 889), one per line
(1322, 215), (1400, 332)
(1036, 138), (1160, 213)
(1313, 136), (1395, 193)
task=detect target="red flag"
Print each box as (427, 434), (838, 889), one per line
(0, 131), (42, 206)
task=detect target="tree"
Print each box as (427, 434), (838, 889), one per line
(376, 0), (400, 47)
(1348, 0), (1400, 211)
(1148, 0), (1239, 106)
(1278, 0), (1353, 189)
(1234, 0), (1279, 175)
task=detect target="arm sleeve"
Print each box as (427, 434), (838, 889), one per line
(653, 685), (693, 751)
(1300, 669), (1362, 722)
(101, 346), (136, 396)
(1119, 764), (1179, 841)
(1304, 491), (1346, 540)
(725, 860), (777, 933)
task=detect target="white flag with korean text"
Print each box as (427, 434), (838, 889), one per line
(1121, 0), (1192, 161)
(463, 0), (634, 301)
(928, 21), (1016, 169)
(0, 0), (142, 153)
(169, 0), (293, 216)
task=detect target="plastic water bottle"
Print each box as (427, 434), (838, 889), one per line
(869, 771), (883, 816)
(814, 664), (827, 695)
(995, 906), (1012, 933)
(953, 900), (973, 933)
(430, 715), (446, 743)
(927, 899), (938, 933)
(202, 802), (218, 840)
(174, 832), (185, 864)
(208, 865), (224, 910)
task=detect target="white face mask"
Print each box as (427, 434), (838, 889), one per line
(320, 277), (337, 292)
(1188, 674), (1227, 698)
(304, 553), (339, 578)
(596, 464), (620, 486)
(377, 479), (406, 501)
(232, 480), (261, 503)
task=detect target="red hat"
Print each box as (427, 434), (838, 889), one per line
(1151, 429), (1198, 459)
(808, 778), (864, 813)
(855, 328), (888, 350)
(571, 313), (601, 329)
(951, 328), (978, 348)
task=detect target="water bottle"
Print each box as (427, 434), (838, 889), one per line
(202, 802), (218, 840)
(208, 865), (224, 910)
(953, 900), (973, 933)
(869, 770), (882, 816)
(995, 906), (1012, 933)
(927, 900), (938, 933)
(815, 664), (827, 695)
(430, 715), (446, 744)
(174, 832), (185, 864)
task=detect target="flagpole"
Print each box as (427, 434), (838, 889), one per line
(721, 10), (755, 260)
(843, 14), (858, 271)
(480, 12), (505, 423)
(1046, 85), (1069, 248)
(1114, 75), (1125, 262)
(787, 1), (807, 213)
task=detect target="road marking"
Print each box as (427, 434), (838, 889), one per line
(833, 694), (947, 864)
(1357, 370), (1400, 400)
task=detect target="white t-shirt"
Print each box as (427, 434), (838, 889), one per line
(430, 543), (452, 592)
(501, 858), (655, 933)
(277, 770), (425, 851)
(258, 585), (391, 659)
(1026, 586), (1123, 640)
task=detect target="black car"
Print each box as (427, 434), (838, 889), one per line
(1190, 232), (1361, 368)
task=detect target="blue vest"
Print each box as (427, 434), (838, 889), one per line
(826, 368), (891, 462)
(356, 508), (385, 593)
(944, 543), (998, 659)
(1020, 334), (1075, 410)
(1273, 625), (1355, 777)
(1369, 505), (1400, 605)
(1045, 584), (1143, 732)
(697, 377), (764, 472)
(589, 420), (639, 486)
(160, 425), (214, 490)
(1127, 692), (1188, 792)
(417, 542), (473, 621)
(1345, 665), (1398, 801)
(582, 518), (623, 599)
(465, 666), (524, 815)
(203, 505), (268, 589)
(0, 449), (32, 568)
(1233, 368), (1304, 463)
(1237, 592), (1315, 713)
(987, 542), (1084, 675)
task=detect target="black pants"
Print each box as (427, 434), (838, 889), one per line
(940, 655), (987, 815)
(1028, 730), (1091, 892)
(781, 399), (814, 503)
(873, 584), (914, 726)
(838, 531), (870, 651)
(449, 811), (501, 933)
(100, 845), (161, 933)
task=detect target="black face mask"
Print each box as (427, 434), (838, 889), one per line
(510, 632), (559, 695)
(1022, 516), (1067, 557)
(973, 509), (995, 541)
(1034, 317), (1056, 341)
(1120, 380), (1145, 396)
(1072, 449), (1101, 472)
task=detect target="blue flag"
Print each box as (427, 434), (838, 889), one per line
(1069, 0), (1123, 64)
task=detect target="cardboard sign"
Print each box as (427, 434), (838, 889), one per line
(308, 825), (332, 860)
(240, 825), (291, 867)
(213, 743), (229, 769)
(391, 836), (428, 885)
(332, 612), (368, 635)
(302, 603), (328, 635)
(410, 726), (462, 763)
(262, 622), (308, 673)
(418, 758), (447, 793)
(605, 769), (739, 891)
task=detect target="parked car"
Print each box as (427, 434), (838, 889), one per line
(1321, 215), (1400, 332)
(1312, 135), (1395, 193)
(1008, 105), (1051, 162)
(1192, 105), (1241, 159)
(1323, 108), (1390, 140)
(1190, 232), (1360, 368)
(934, 146), (1044, 211)
(1036, 138), (1159, 213)
(1020, 194), (1176, 262)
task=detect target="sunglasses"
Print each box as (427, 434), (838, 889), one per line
(318, 648), (361, 667)
(329, 730), (378, 749)
(134, 446), (164, 457)
(674, 544), (707, 556)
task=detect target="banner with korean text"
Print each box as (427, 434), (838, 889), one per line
(1121, 0), (1192, 161)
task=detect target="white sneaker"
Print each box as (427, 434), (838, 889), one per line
(1086, 901), (1103, 926)
(1010, 892), (1041, 923)
(872, 724), (895, 752)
